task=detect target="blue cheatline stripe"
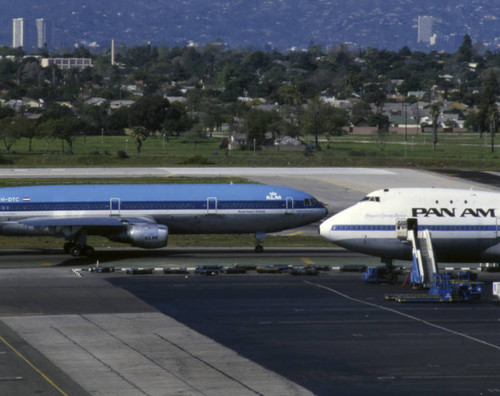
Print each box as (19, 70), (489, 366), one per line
(0, 200), (321, 213)
(331, 224), (498, 231)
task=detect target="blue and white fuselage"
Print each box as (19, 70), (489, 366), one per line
(319, 188), (500, 263)
(0, 183), (327, 256)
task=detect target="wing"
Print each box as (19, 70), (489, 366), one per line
(20, 216), (157, 227)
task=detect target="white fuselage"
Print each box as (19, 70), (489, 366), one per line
(319, 188), (500, 263)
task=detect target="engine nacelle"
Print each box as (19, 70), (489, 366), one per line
(110, 224), (168, 249)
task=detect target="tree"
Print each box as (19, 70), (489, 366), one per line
(37, 116), (86, 153)
(128, 96), (170, 133)
(199, 99), (224, 137)
(364, 88), (386, 113)
(16, 117), (37, 152)
(457, 34), (473, 63)
(55, 117), (87, 153)
(300, 97), (347, 150)
(351, 101), (372, 126)
(367, 113), (390, 151)
(242, 109), (280, 145)
(162, 102), (192, 136)
(0, 116), (20, 153)
(477, 72), (499, 137)
(464, 110), (480, 133)
(428, 102), (442, 150)
(488, 105), (499, 152)
(276, 85), (303, 105)
(325, 109), (349, 148)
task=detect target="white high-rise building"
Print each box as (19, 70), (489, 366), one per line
(36, 18), (52, 49)
(12, 18), (30, 48)
(417, 16), (433, 44)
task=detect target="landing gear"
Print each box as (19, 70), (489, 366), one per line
(255, 232), (266, 253)
(66, 243), (95, 257)
(64, 230), (95, 257)
(381, 257), (397, 284)
(255, 245), (264, 253)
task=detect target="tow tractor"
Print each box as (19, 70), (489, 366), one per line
(385, 271), (484, 303)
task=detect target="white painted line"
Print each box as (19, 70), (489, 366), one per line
(305, 281), (500, 351)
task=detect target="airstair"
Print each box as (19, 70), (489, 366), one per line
(408, 228), (438, 288)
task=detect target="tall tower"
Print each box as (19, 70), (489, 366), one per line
(12, 18), (30, 48)
(36, 18), (52, 49)
(417, 16), (433, 44)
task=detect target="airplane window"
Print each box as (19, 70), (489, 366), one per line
(361, 196), (380, 202)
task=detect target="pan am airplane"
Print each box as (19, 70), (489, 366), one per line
(0, 183), (327, 257)
(319, 187), (500, 264)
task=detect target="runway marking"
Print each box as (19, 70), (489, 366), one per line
(304, 281), (500, 351)
(301, 257), (315, 265)
(287, 231), (304, 236)
(0, 335), (68, 396)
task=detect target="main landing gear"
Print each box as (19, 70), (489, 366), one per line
(381, 257), (397, 284)
(64, 230), (95, 257)
(64, 242), (95, 257)
(255, 232), (265, 253)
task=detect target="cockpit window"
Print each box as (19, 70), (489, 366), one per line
(304, 198), (318, 206)
(360, 196), (380, 202)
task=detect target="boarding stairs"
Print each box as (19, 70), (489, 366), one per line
(408, 228), (438, 288)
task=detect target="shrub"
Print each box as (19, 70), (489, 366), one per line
(177, 154), (215, 165)
(117, 150), (129, 159)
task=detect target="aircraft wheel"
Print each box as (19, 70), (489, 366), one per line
(83, 245), (95, 257)
(255, 245), (264, 253)
(64, 242), (75, 254)
(69, 246), (81, 257)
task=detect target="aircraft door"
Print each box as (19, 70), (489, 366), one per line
(286, 197), (294, 214)
(207, 197), (217, 214)
(396, 218), (417, 239)
(395, 219), (407, 239)
(497, 218), (499, 238)
(110, 198), (121, 215)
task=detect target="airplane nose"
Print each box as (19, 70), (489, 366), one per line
(319, 219), (330, 238)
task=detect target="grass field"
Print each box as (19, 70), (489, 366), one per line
(1, 131), (498, 169)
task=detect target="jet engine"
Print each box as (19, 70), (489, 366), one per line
(110, 224), (168, 248)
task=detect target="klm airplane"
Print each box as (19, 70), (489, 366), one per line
(0, 183), (327, 256)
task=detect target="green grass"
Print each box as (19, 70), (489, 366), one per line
(1, 131), (498, 169)
(0, 176), (250, 188)
(0, 234), (332, 249)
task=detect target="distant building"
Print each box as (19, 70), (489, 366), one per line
(41, 58), (93, 70)
(417, 16), (433, 44)
(12, 18), (29, 48)
(36, 18), (52, 49)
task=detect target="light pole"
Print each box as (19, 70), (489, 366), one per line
(402, 103), (408, 142)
